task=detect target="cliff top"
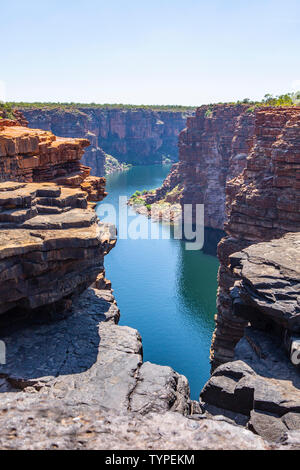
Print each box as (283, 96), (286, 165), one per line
(9, 91), (300, 115)
(10, 102), (196, 113)
(0, 123), (90, 157)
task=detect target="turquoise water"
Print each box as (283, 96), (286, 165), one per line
(96, 165), (219, 399)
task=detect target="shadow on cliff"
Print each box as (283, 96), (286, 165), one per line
(0, 290), (112, 388)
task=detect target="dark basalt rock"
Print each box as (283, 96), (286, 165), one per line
(230, 232), (300, 333)
(201, 328), (300, 442)
(0, 287), (191, 416)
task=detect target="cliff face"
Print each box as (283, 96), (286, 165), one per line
(0, 119), (197, 449)
(0, 181), (114, 317)
(211, 107), (300, 369)
(200, 108), (300, 443)
(20, 107), (192, 175)
(226, 107), (300, 240)
(0, 118), (112, 317)
(179, 104), (255, 230)
(201, 233), (300, 442)
(0, 120), (106, 202)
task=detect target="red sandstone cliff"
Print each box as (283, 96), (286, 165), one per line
(19, 107), (193, 175)
(147, 104), (255, 230)
(0, 119), (112, 317)
(199, 109), (300, 443)
(211, 107), (300, 368)
(0, 120), (106, 202)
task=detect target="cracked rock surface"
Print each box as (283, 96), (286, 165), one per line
(0, 399), (284, 450)
(230, 232), (300, 332)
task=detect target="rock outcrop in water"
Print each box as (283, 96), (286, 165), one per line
(20, 106), (193, 175)
(0, 119), (199, 448)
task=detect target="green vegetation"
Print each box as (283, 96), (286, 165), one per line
(129, 188), (157, 207)
(236, 92), (300, 109)
(0, 102), (15, 120)
(130, 196), (145, 205)
(201, 92), (300, 115)
(6, 91), (299, 122)
(205, 108), (213, 118)
(260, 92), (300, 106)
(129, 190), (145, 205)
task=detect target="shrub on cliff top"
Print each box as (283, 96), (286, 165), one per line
(237, 92), (300, 109)
(205, 109), (213, 118)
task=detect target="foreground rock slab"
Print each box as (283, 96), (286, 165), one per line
(0, 287), (191, 416)
(1, 286), (296, 449)
(0, 399), (282, 450)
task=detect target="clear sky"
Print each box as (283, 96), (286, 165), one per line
(2, 0), (300, 106)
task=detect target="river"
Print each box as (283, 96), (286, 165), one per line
(96, 165), (219, 399)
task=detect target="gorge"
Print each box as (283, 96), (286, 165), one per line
(129, 104), (300, 442)
(0, 105), (299, 449)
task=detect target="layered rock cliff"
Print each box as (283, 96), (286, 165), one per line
(20, 106), (193, 175)
(0, 118), (272, 451)
(0, 181), (114, 316)
(0, 119), (106, 202)
(200, 107), (300, 443)
(141, 104), (255, 231)
(0, 112), (299, 449)
(211, 107), (300, 368)
(0, 120), (196, 448)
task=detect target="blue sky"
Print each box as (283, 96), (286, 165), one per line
(2, 0), (300, 105)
